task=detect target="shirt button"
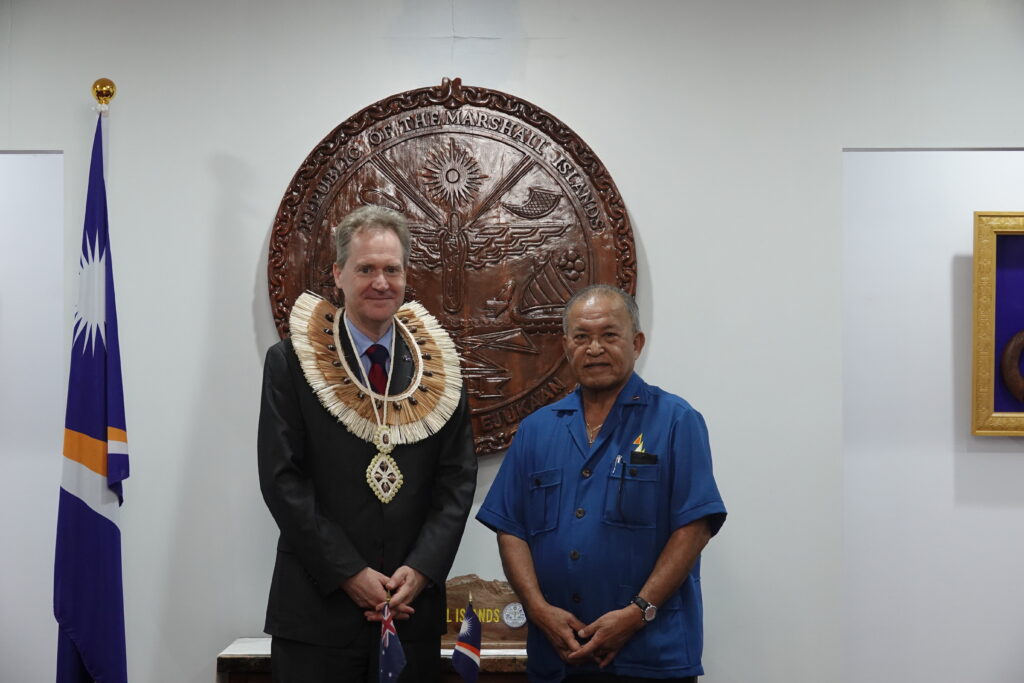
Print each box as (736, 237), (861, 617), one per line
(575, 508), (586, 519)
(571, 593), (582, 604)
(570, 550), (580, 560)
(582, 468), (592, 479)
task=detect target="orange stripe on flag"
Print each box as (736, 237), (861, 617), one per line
(108, 426), (128, 443)
(63, 428), (107, 477)
(455, 643), (480, 657)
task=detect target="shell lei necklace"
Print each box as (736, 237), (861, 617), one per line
(341, 313), (404, 504)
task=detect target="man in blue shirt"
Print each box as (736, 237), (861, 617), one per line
(477, 285), (726, 682)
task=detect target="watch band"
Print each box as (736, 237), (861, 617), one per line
(631, 595), (657, 623)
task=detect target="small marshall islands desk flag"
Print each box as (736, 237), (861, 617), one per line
(452, 596), (482, 683)
(379, 602), (406, 682)
(54, 81), (130, 683)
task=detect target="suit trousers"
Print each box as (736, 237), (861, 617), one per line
(271, 624), (440, 683)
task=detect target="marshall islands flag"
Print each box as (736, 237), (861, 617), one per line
(452, 598), (481, 683)
(54, 115), (130, 683)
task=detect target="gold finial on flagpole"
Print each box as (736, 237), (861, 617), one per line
(468, 591), (473, 604)
(92, 78), (116, 106)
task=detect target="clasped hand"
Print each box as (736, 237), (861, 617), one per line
(543, 606), (643, 668)
(341, 565), (428, 622)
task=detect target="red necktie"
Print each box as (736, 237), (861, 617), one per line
(366, 344), (389, 394)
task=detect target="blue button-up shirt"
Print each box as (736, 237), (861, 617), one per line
(477, 373), (726, 682)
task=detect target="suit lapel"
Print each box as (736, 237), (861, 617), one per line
(389, 332), (413, 395)
(338, 332), (363, 383)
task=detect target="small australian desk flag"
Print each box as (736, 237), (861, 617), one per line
(379, 603), (406, 682)
(452, 598), (482, 683)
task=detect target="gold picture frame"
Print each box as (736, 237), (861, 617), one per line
(972, 212), (1024, 435)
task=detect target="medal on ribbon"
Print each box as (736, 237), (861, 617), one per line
(366, 425), (404, 503)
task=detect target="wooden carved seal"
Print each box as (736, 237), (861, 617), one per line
(268, 77), (637, 454)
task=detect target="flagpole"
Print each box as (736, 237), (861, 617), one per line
(54, 76), (128, 683)
(92, 79), (115, 172)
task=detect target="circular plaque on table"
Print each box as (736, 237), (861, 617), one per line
(268, 77), (637, 454)
(501, 602), (527, 629)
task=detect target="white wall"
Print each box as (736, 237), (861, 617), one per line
(2, 1), (1024, 682)
(842, 151), (1024, 683)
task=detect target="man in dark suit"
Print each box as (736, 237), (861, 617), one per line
(258, 205), (477, 682)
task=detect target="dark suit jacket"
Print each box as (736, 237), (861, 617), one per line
(258, 330), (477, 646)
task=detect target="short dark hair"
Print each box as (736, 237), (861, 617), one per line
(562, 284), (640, 334)
(333, 205), (411, 267)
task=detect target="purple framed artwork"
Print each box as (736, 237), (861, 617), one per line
(972, 212), (1024, 435)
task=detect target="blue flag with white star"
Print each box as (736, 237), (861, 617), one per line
(54, 114), (130, 683)
(452, 600), (481, 683)
(379, 603), (406, 682)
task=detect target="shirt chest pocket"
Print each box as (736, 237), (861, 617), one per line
(602, 463), (660, 529)
(527, 468), (562, 536)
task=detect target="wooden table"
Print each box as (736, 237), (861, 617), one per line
(216, 638), (528, 682)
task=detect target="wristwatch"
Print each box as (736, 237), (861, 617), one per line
(631, 595), (657, 623)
